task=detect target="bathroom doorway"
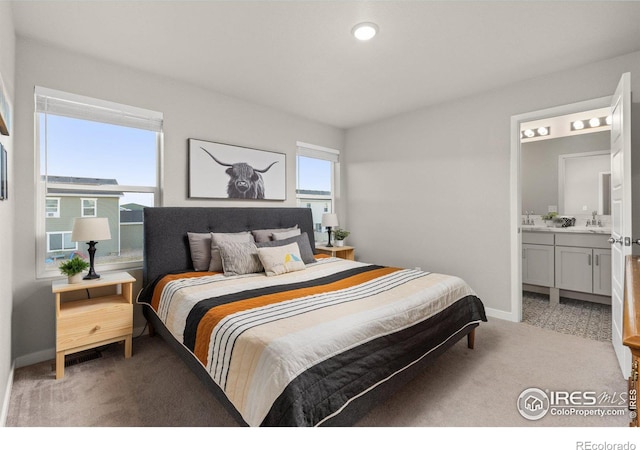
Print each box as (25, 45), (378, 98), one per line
(509, 95), (612, 323)
(518, 105), (613, 342)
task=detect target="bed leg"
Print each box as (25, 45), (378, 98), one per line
(148, 321), (156, 337)
(467, 328), (476, 349)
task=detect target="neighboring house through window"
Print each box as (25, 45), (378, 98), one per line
(46, 231), (77, 253)
(45, 197), (60, 218)
(81, 198), (97, 217)
(36, 87), (163, 276)
(296, 142), (340, 243)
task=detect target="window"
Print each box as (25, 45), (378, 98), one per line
(296, 142), (340, 243)
(36, 87), (163, 276)
(45, 197), (60, 218)
(46, 231), (77, 253)
(81, 198), (97, 217)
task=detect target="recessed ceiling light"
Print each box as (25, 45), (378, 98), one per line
(523, 129), (535, 138)
(606, 115), (612, 125)
(572, 120), (585, 130)
(589, 117), (601, 127)
(352, 22), (378, 41)
(537, 127), (549, 136)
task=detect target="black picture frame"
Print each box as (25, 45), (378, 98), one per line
(0, 72), (11, 136)
(188, 138), (286, 201)
(0, 144), (6, 200)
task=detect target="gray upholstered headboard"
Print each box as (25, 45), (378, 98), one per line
(142, 206), (316, 286)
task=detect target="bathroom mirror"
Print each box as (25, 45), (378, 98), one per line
(559, 151), (611, 216)
(521, 132), (611, 216)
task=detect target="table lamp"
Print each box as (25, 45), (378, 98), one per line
(71, 217), (111, 280)
(321, 213), (339, 247)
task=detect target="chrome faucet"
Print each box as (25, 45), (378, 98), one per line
(523, 211), (535, 225)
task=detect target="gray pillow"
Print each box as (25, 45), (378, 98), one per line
(251, 225), (298, 243)
(218, 241), (263, 276)
(187, 232), (212, 271)
(209, 231), (254, 272)
(256, 232), (315, 265)
(272, 228), (301, 240)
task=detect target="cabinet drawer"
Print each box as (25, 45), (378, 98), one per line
(522, 232), (554, 245)
(57, 303), (132, 351)
(555, 233), (610, 249)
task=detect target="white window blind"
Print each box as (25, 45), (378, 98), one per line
(35, 86), (163, 132)
(296, 141), (340, 162)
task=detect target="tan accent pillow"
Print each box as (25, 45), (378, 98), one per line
(187, 232), (212, 271)
(257, 242), (306, 277)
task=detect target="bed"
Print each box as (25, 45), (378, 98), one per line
(137, 206), (487, 426)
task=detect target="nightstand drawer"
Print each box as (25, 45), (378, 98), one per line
(57, 302), (132, 351)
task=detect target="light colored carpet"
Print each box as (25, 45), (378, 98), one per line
(6, 317), (629, 427)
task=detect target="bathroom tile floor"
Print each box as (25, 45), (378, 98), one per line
(522, 291), (612, 342)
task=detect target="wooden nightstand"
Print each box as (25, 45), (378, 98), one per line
(315, 245), (355, 261)
(52, 272), (135, 379)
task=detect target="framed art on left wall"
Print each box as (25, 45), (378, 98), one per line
(0, 143), (7, 200)
(0, 71), (11, 136)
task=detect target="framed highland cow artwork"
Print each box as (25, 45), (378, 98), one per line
(188, 139), (286, 200)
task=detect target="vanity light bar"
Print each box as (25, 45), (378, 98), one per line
(571, 116), (611, 132)
(521, 126), (551, 140)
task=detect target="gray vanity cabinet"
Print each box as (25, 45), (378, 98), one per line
(592, 248), (612, 295)
(554, 233), (611, 296)
(555, 246), (593, 292)
(522, 233), (554, 287)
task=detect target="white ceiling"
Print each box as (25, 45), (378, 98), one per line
(10, 1), (640, 129)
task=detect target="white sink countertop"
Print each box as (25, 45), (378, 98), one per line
(521, 225), (611, 235)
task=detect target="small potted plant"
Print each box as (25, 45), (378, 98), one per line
(541, 212), (557, 227)
(59, 256), (90, 284)
(333, 228), (350, 247)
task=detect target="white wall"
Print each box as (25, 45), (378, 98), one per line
(12, 37), (344, 365)
(0, 1), (15, 424)
(344, 51), (640, 318)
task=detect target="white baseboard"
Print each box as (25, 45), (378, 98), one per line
(484, 306), (517, 322)
(1, 362), (14, 427)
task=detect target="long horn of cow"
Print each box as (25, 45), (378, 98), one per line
(254, 161), (278, 173)
(201, 147), (232, 167)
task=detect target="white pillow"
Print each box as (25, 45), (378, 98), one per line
(257, 242), (306, 277)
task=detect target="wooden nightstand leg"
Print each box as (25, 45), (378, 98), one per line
(124, 335), (132, 358)
(55, 351), (65, 379)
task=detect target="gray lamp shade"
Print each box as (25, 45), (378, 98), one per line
(321, 213), (339, 228)
(71, 217), (112, 242)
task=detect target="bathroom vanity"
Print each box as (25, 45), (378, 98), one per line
(522, 226), (611, 305)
